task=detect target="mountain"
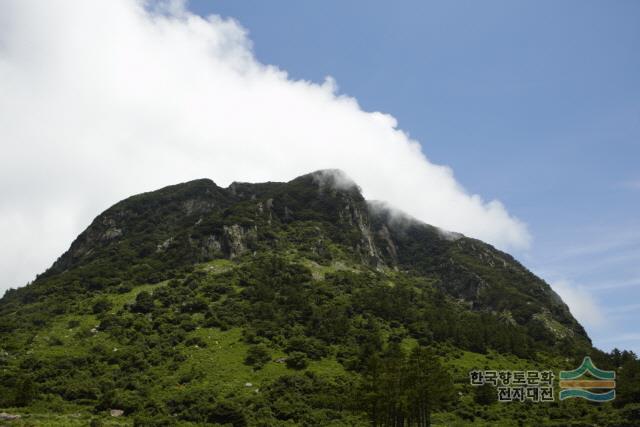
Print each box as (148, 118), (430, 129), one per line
(0, 170), (637, 426)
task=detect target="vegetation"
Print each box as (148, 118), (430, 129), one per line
(0, 171), (638, 425)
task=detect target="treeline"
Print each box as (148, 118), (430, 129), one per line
(358, 344), (454, 426)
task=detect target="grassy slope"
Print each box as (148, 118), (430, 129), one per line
(1, 258), (354, 425)
(2, 257), (595, 426)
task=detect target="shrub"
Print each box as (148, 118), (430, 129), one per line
(244, 344), (271, 369)
(285, 352), (308, 370)
(14, 377), (36, 407)
(92, 298), (113, 314)
(474, 383), (497, 405)
(131, 291), (154, 313)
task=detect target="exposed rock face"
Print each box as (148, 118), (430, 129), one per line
(102, 227), (122, 240)
(338, 197), (382, 265)
(156, 237), (174, 252)
(376, 225), (399, 266)
(222, 224), (257, 258)
(101, 218), (122, 241)
(200, 235), (222, 257)
(182, 198), (215, 216)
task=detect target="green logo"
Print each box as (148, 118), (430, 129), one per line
(559, 357), (615, 402)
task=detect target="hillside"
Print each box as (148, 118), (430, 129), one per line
(0, 170), (638, 426)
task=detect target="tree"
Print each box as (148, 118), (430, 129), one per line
(244, 344), (271, 369)
(403, 346), (455, 426)
(92, 298), (113, 314)
(474, 383), (497, 405)
(286, 352), (309, 370)
(131, 291), (154, 314)
(14, 377), (36, 407)
(359, 346), (454, 426)
(616, 357), (640, 407)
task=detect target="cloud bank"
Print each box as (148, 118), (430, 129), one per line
(0, 0), (530, 293)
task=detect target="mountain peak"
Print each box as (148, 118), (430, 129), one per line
(26, 171), (588, 345)
(0, 170), (604, 425)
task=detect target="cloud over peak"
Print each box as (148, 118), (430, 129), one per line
(0, 0), (530, 292)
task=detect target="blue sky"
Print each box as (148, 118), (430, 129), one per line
(189, 0), (640, 353)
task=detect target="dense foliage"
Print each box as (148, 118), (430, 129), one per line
(1, 171), (638, 426)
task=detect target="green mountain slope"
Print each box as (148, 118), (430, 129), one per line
(0, 170), (638, 426)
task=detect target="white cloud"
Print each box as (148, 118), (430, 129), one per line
(0, 0), (530, 293)
(551, 280), (605, 329)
